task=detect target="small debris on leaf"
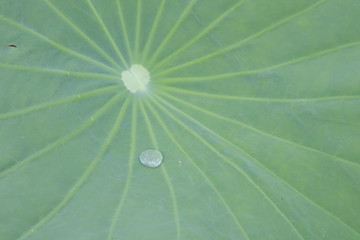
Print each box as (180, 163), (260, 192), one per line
(8, 44), (17, 48)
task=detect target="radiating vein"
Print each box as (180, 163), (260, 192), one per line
(134, 0), (142, 61)
(154, 95), (360, 238)
(116, 0), (133, 63)
(139, 99), (181, 240)
(107, 97), (137, 240)
(0, 85), (121, 121)
(141, 0), (167, 62)
(0, 93), (124, 179)
(158, 40), (360, 78)
(156, 0), (326, 76)
(147, 0), (197, 66)
(16, 96), (130, 240)
(0, 15), (118, 75)
(158, 91), (360, 168)
(159, 86), (360, 103)
(144, 100), (250, 239)
(154, 94), (360, 237)
(43, 0), (122, 70)
(150, 96), (305, 240)
(86, 0), (129, 68)
(0, 63), (119, 81)
(153, 0), (247, 70)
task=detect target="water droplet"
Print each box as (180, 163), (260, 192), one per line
(139, 149), (163, 168)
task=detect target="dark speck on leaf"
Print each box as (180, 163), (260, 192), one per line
(8, 44), (17, 48)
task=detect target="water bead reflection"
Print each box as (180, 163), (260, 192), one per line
(139, 149), (163, 168)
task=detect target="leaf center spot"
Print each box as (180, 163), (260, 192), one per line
(121, 64), (150, 93)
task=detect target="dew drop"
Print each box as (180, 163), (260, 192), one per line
(139, 149), (163, 168)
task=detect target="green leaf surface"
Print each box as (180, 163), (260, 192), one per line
(1, 0), (360, 239)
